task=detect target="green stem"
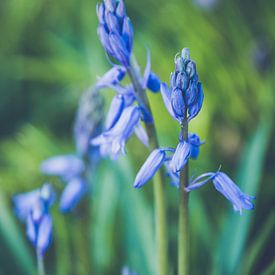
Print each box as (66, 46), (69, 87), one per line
(178, 119), (189, 275)
(37, 251), (45, 275)
(127, 66), (168, 275)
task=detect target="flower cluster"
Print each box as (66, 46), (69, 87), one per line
(161, 48), (204, 122)
(13, 184), (55, 256)
(97, 0), (133, 67)
(134, 48), (255, 214)
(92, 0), (161, 159)
(40, 86), (104, 213)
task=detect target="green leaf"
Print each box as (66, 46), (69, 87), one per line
(0, 191), (36, 275)
(117, 157), (156, 275)
(92, 160), (121, 273)
(240, 212), (275, 275)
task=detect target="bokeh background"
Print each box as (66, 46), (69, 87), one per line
(0, 0), (274, 274)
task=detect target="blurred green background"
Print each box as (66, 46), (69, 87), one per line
(0, 0), (275, 274)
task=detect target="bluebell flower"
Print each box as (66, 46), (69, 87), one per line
(170, 141), (191, 173)
(147, 72), (161, 92)
(165, 162), (180, 188)
(41, 154), (85, 181)
(59, 177), (88, 213)
(134, 148), (174, 188)
(186, 171), (255, 214)
(160, 48), (204, 122)
(187, 133), (204, 159)
(92, 105), (148, 158)
(13, 189), (41, 221)
(13, 183), (55, 255)
(97, 0), (134, 67)
(96, 65), (126, 88)
(105, 94), (125, 130)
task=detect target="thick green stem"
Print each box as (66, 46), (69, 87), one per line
(178, 119), (189, 275)
(37, 252), (45, 275)
(127, 66), (168, 275)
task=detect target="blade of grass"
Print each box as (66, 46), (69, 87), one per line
(0, 191), (36, 275)
(117, 157), (156, 275)
(240, 212), (275, 275)
(92, 159), (120, 274)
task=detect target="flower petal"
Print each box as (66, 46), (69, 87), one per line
(40, 155), (84, 181)
(37, 214), (53, 256)
(134, 149), (166, 188)
(59, 178), (88, 213)
(160, 82), (177, 120)
(170, 141), (191, 173)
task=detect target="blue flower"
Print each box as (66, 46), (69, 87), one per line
(96, 65), (126, 88)
(187, 133), (204, 159)
(134, 148), (174, 188)
(59, 177), (88, 213)
(170, 141), (191, 173)
(160, 48), (204, 122)
(186, 171), (255, 214)
(105, 94), (125, 130)
(13, 184), (55, 255)
(92, 106), (147, 158)
(97, 0), (134, 67)
(40, 155), (85, 181)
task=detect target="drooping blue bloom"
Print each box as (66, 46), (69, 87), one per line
(170, 141), (191, 173)
(96, 0), (134, 67)
(165, 162), (180, 188)
(40, 155), (85, 181)
(134, 148), (174, 188)
(147, 72), (161, 92)
(96, 65), (126, 88)
(186, 171), (255, 214)
(92, 105), (148, 158)
(105, 94), (125, 130)
(13, 183), (55, 255)
(59, 177), (88, 213)
(13, 189), (41, 221)
(187, 133), (204, 159)
(160, 48), (204, 122)
(41, 154), (90, 212)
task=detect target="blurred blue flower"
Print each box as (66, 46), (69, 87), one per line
(186, 171), (255, 214)
(59, 177), (88, 213)
(40, 154), (84, 181)
(13, 183), (55, 255)
(160, 48), (204, 122)
(121, 266), (138, 275)
(96, 65), (126, 88)
(97, 0), (133, 67)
